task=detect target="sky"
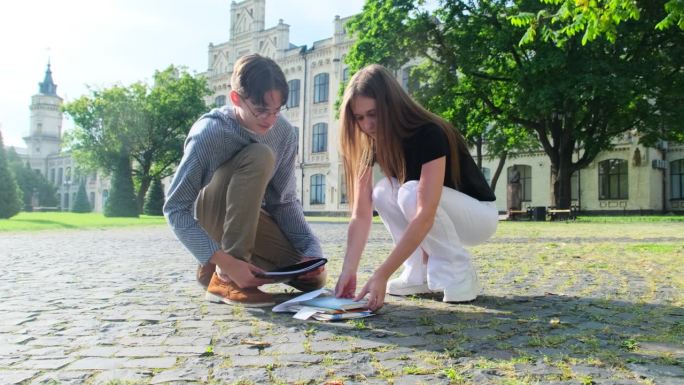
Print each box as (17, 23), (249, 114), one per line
(0, 0), (366, 148)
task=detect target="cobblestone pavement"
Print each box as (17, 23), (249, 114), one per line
(1, 222), (683, 385)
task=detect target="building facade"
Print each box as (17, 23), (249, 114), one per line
(205, 0), (683, 215)
(19, 63), (110, 212)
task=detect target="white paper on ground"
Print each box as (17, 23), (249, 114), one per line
(272, 288), (331, 312)
(293, 306), (323, 320)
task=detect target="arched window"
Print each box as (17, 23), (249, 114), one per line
(312, 123), (327, 153)
(310, 174), (325, 205)
(287, 79), (300, 108)
(313, 73), (329, 103)
(481, 167), (491, 186)
(342, 67), (350, 83)
(214, 95), (226, 107)
(670, 159), (684, 200)
(599, 159), (628, 199)
(508, 165), (532, 201)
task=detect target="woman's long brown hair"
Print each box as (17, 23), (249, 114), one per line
(339, 64), (467, 210)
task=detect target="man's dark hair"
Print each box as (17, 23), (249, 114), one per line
(231, 54), (288, 107)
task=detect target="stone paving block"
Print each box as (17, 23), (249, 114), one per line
(119, 335), (168, 346)
(311, 340), (351, 353)
(122, 357), (177, 369)
(212, 367), (270, 384)
(0, 370), (38, 385)
(150, 365), (209, 384)
(272, 365), (329, 383)
(13, 358), (73, 370)
(177, 320), (215, 329)
(29, 371), (91, 385)
(213, 345), (261, 356)
(24, 336), (73, 347)
(116, 346), (167, 357)
(92, 369), (152, 385)
(627, 363), (684, 379)
(393, 375), (450, 385)
(231, 355), (276, 367)
(67, 357), (129, 370)
(164, 345), (208, 355)
(74, 346), (119, 357)
(0, 344), (28, 356)
(0, 334), (33, 345)
(163, 336), (211, 346)
(277, 353), (323, 364)
(263, 341), (305, 354)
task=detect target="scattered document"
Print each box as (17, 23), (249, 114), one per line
(273, 288), (374, 321)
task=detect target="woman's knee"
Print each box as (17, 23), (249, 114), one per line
(397, 180), (419, 218)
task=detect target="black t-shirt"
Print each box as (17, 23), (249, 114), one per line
(403, 123), (454, 188)
(400, 123), (496, 202)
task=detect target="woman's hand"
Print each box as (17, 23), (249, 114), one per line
(335, 270), (357, 298)
(355, 272), (388, 311)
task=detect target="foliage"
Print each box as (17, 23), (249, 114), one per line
(0, 131), (22, 218)
(71, 180), (92, 213)
(510, 0), (684, 46)
(104, 154), (138, 217)
(64, 65), (210, 211)
(143, 177), (165, 216)
(6, 147), (58, 208)
(344, 0), (683, 209)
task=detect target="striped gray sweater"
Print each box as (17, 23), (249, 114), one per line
(163, 106), (323, 265)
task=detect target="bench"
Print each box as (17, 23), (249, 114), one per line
(508, 207), (533, 221)
(547, 206), (578, 221)
(33, 206), (60, 212)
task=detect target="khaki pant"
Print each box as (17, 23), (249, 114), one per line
(195, 143), (325, 291)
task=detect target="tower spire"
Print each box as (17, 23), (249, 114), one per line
(39, 61), (58, 96)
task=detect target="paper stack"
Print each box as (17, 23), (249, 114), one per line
(272, 288), (374, 321)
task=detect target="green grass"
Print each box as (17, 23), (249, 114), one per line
(0, 212), (167, 232)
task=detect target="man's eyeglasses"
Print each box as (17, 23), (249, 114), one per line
(239, 95), (288, 120)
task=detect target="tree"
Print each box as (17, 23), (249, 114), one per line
(346, 0), (683, 209)
(64, 65), (209, 212)
(0, 130), (22, 218)
(511, 0), (684, 46)
(104, 154), (138, 217)
(6, 148), (58, 209)
(71, 180), (91, 213)
(143, 177), (165, 216)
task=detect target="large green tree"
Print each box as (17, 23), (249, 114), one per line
(511, 0), (684, 46)
(346, 0), (683, 209)
(64, 65), (209, 211)
(6, 148), (58, 209)
(0, 131), (22, 218)
(71, 180), (92, 213)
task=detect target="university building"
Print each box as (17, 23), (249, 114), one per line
(10, 0), (683, 215)
(17, 63), (109, 212)
(205, 0), (684, 215)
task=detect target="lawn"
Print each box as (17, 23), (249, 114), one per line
(0, 212), (168, 231)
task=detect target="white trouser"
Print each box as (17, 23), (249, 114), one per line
(373, 178), (498, 291)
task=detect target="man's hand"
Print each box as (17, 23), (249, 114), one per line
(209, 250), (273, 288)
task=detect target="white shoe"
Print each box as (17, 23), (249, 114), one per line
(443, 271), (481, 303)
(386, 278), (434, 296)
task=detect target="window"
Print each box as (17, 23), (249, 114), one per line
(50, 169), (55, 184)
(310, 174), (325, 204)
(57, 168), (63, 185)
(340, 173), (348, 204)
(312, 123), (327, 153)
(671, 159), (684, 200)
(599, 159), (628, 200)
(342, 67), (350, 83)
(571, 170), (579, 201)
(401, 66), (418, 92)
(508, 165), (532, 201)
(313, 73), (329, 103)
(90, 192), (95, 206)
(482, 167), (491, 186)
(65, 167), (72, 183)
(287, 79), (300, 108)
(103, 190), (109, 206)
(214, 95), (226, 107)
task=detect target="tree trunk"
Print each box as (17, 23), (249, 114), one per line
(490, 151), (507, 192)
(550, 146), (574, 209)
(137, 176), (151, 213)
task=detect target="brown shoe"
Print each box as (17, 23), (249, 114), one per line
(204, 273), (274, 307)
(196, 263), (216, 288)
